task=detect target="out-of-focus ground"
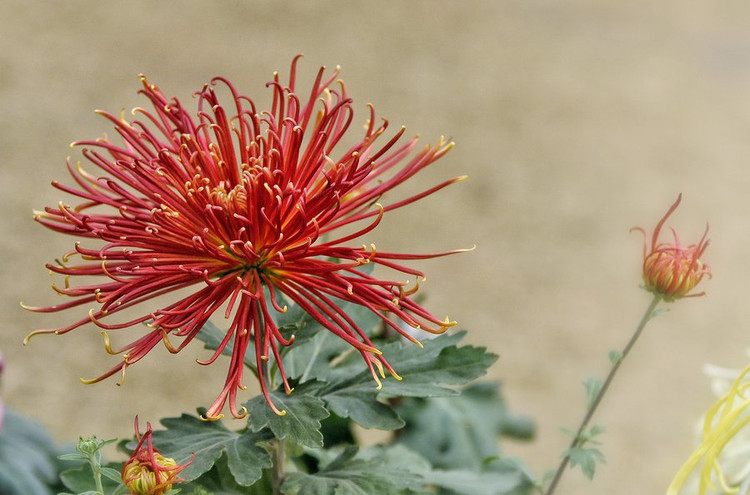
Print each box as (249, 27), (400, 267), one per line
(1, 1), (749, 492)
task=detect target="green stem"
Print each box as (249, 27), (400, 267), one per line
(271, 439), (285, 495)
(544, 294), (661, 495)
(90, 454), (105, 495)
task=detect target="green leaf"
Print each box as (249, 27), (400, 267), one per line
(59, 463), (122, 494)
(305, 332), (497, 431)
(100, 466), (123, 483)
(150, 413), (272, 486)
(273, 292), (311, 344)
(281, 445), (425, 495)
(315, 412), (356, 448)
(276, 270), (381, 349)
(395, 382), (534, 470)
(582, 378), (602, 408)
(608, 350), (623, 365)
(378, 331), (497, 397)
(246, 389), (330, 449)
(282, 331), (349, 384)
(652, 307), (669, 318)
(566, 446), (605, 480)
(424, 469), (528, 495)
(57, 452), (88, 462)
(181, 453), (273, 494)
(323, 394), (404, 431)
(279, 298), (381, 352)
(0, 409), (60, 495)
(586, 424), (606, 441)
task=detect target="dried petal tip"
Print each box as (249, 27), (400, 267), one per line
(635, 194), (711, 302)
(122, 417), (191, 495)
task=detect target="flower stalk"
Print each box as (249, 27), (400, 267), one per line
(544, 294), (661, 495)
(271, 439), (285, 495)
(546, 195), (709, 492)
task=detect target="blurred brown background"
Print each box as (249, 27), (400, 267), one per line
(2, 1), (749, 492)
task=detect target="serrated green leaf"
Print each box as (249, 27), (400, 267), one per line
(587, 424), (606, 439)
(273, 292), (310, 343)
(296, 332), (497, 431)
(181, 453), (273, 494)
(247, 390), (330, 448)
(281, 445), (424, 495)
(277, 278), (382, 349)
(59, 463), (121, 494)
(283, 331), (349, 384)
(0, 409), (60, 495)
(608, 350), (623, 365)
(566, 446), (605, 480)
(378, 332), (497, 397)
(395, 382), (534, 470)
(424, 469), (527, 495)
(150, 414), (272, 485)
(323, 394), (404, 430)
(582, 378), (602, 408)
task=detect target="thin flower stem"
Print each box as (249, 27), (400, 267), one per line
(544, 294), (662, 495)
(89, 454), (104, 495)
(272, 439), (285, 495)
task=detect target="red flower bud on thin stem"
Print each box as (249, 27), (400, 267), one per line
(632, 194), (710, 301)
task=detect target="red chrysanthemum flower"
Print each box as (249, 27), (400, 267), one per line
(632, 194), (711, 301)
(24, 57), (468, 419)
(122, 417), (191, 495)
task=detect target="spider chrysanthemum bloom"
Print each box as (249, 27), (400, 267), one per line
(632, 194), (710, 302)
(24, 56), (468, 419)
(122, 417), (190, 495)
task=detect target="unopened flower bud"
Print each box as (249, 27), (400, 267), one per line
(76, 435), (101, 456)
(643, 247), (707, 299)
(122, 452), (180, 495)
(633, 194), (710, 301)
(121, 417), (191, 495)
